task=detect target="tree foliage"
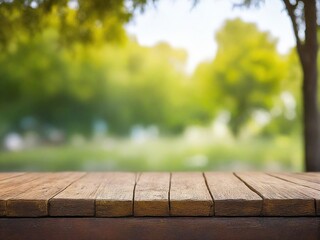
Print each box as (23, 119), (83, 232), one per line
(0, 1), (308, 142)
(0, 24), (193, 136)
(193, 19), (287, 135)
(0, 0), (152, 48)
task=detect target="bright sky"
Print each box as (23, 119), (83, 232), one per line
(125, 0), (295, 73)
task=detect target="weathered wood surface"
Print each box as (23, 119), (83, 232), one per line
(50, 173), (103, 216)
(269, 172), (320, 191)
(0, 172), (319, 217)
(0, 173), (54, 216)
(236, 172), (320, 216)
(95, 172), (136, 217)
(170, 172), (213, 216)
(204, 172), (262, 216)
(290, 172), (320, 184)
(7, 172), (84, 217)
(134, 172), (170, 216)
(0, 217), (319, 240)
(268, 172), (320, 215)
(0, 172), (25, 181)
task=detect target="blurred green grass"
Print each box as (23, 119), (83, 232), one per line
(0, 136), (303, 172)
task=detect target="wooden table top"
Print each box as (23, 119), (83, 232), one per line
(0, 172), (319, 217)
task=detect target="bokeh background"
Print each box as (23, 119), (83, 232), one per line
(0, 0), (306, 171)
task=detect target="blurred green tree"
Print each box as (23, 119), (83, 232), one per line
(262, 49), (302, 137)
(0, 25), (192, 136)
(0, 0), (152, 48)
(0, 0), (196, 137)
(244, 0), (320, 171)
(1, 0), (319, 170)
(194, 0), (320, 171)
(193, 19), (285, 135)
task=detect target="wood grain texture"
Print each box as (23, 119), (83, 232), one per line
(268, 173), (320, 215)
(170, 172), (213, 216)
(134, 172), (170, 216)
(292, 172), (320, 184)
(6, 172), (85, 217)
(0, 172), (25, 182)
(301, 172), (320, 177)
(1, 171), (320, 218)
(236, 172), (318, 216)
(0, 173), (47, 216)
(95, 172), (136, 217)
(269, 173), (320, 191)
(0, 217), (319, 240)
(49, 173), (104, 216)
(205, 172), (262, 216)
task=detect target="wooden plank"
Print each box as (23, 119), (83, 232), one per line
(96, 172), (136, 217)
(301, 172), (320, 177)
(49, 173), (103, 216)
(0, 173), (48, 216)
(292, 172), (320, 184)
(204, 172), (262, 216)
(0, 172), (25, 182)
(134, 172), (170, 216)
(269, 173), (320, 191)
(306, 172), (320, 175)
(236, 172), (320, 216)
(170, 172), (213, 216)
(6, 172), (85, 217)
(0, 217), (319, 240)
(268, 172), (320, 215)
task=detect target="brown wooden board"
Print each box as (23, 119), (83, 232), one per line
(268, 172), (320, 215)
(0, 217), (319, 240)
(134, 172), (170, 216)
(170, 172), (213, 216)
(0, 172), (25, 182)
(0, 173), (50, 216)
(95, 172), (136, 217)
(236, 172), (320, 216)
(1, 171), (320, 218)
(49, 173), (104, 216)
(269, 173), (320, 191)
(6, 172), (85, 217)
(302, 172), (320, 177)
(204, 172), (262, 216)
(292, 172), (320, 184)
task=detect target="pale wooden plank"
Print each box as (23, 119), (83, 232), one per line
(236, 172), (320, 216)
(170, 172), (213, 216)
(134, 172), (170, 216)
(0, 172), (25, 182)
(49, 173), (103, 216)
(6, 172), (85, 217)
(204, 172), (262, 216)
(0, 173), (47, 216)
(96, 172), (136, 217)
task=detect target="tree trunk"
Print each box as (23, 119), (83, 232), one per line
(299, 0), (320, 171)
(301, 61), (320, 171)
